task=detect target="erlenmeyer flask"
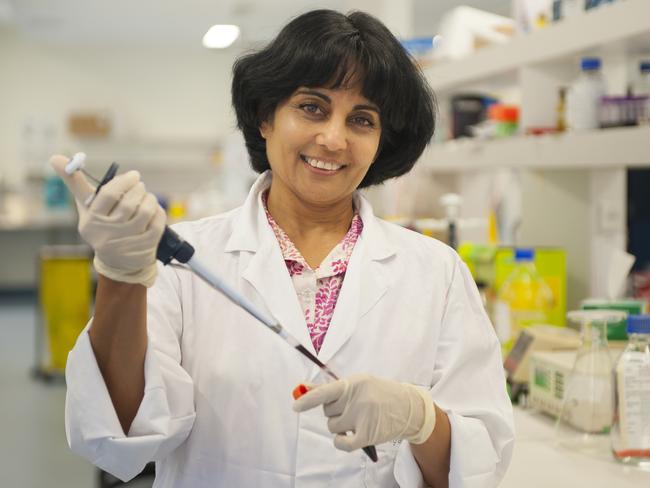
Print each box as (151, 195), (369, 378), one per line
(554, 310), (627, 458)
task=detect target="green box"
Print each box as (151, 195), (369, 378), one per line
(581, 299), (647, 340)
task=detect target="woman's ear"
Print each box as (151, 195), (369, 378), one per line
(259, 121), (270, 139)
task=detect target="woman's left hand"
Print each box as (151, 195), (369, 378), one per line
(293, 374), (437, 452)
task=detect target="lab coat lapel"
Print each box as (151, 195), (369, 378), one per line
(225, 171), (315, 355)
(241, 241), (315, 354)
(316, 193), (396, 365)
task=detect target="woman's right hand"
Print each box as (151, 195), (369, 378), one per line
(50, 154), (166, 287)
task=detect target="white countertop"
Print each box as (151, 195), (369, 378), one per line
(0, 193), (76, 230)
(501, 407), (650, 487)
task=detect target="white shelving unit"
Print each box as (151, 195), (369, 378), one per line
(424, 0), (650, 93)
(421, 125), (650, 172)
(411, 0), (650, 308)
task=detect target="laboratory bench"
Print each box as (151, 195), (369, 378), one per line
(0, 192), (79, 290)
(501, 406), (650, 488)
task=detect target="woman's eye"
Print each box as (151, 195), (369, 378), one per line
(300, 103), (323, 115)
(351, 116), (374, 127)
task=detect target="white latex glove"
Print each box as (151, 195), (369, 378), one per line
(293, 374), (436, 452)
(50, 154), (166, 287)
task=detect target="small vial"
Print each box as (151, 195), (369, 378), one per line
(611, 315), (650, 467)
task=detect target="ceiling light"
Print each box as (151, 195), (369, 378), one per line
(202, 24), (240, 49)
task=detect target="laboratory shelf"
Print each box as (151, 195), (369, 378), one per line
(423, 0), (650, 92)
(419, 125), (650, 172)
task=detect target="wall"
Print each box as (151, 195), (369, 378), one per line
(0, 27), (239, 186)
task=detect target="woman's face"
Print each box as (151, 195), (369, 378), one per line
(260, 84), (381, 207)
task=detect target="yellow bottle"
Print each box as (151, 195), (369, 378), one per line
(495, 249), (554, 353)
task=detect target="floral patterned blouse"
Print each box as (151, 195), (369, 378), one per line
(262, 192), (363, 353)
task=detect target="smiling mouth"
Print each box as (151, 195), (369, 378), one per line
(301, 155), (347, 172)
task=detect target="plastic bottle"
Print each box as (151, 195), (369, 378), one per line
(611, 315), (650, 467)
(566, 57), (607, 130)
(495, 248), (554, 352)
(43, 161), (69, 209)
(632, 61), (650, 125)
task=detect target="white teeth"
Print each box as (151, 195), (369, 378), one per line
(305, 157), (344, 171)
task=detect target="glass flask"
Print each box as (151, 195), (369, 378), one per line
(554, 310), (627, 458)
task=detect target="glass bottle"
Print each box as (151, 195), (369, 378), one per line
(611, 314), (650, 467)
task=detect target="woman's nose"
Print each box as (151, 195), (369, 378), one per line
(315, 118), (348, 152)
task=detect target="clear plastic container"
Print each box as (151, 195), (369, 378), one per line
(495, 249), (554, 351)
(567, 57), (607, 131)
(554, 310), (626, 458)
(612, 314), (650, 467)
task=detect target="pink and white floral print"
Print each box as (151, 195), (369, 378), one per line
(262, 191), (363, 353)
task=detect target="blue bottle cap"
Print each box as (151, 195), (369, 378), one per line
(581, 57), (601, 71)
(627, 314), (650, 334)
(514, 248), (534, 261)
(640, 61), (650, 73)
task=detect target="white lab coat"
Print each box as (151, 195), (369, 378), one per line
(65, 171), (514, 488)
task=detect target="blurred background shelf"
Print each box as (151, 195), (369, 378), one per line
(421, 125), (650, 172)
(424, 0), (650, 92)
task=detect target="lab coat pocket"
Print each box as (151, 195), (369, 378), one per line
(363, 440), (401, 488)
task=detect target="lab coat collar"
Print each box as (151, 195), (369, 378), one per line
(224, 170), (273, 253)
(224, 170), (395, 261)
(225, 170), (397, 363)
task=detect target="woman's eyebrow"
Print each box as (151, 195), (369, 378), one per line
(295, 89), (380, 113)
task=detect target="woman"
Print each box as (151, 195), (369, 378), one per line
(55, 9), (513, 488)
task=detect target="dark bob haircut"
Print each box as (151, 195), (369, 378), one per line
(231, 9), (436, 189)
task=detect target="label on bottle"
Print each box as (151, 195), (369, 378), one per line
(615, 352), (650, 452)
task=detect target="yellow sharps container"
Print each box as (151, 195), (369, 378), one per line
(38, 245), (92, 373)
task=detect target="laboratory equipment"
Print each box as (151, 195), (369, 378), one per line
(528, 343), (626, 420)
(611, 314), (650, 467)
(599, 95), (649, 128)
(64, 158), (378, 463)
(632, 61), (650, 124)
(494, 248), (555, 352)
(530, 351), (578, 419)
(487, 104), (519, 137)
(450, 94), (491, 138)
(64, 152), (89, 175)
(43, 165), (69, 208)
(566, 57), (607, 130)
(581, 299), (646, 341)
(504, 324), (580, 402)
(553, 310), (626, 457)
(64, 152), (119, 207)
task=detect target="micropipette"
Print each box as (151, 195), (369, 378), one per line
(64, 156), (378, 463)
